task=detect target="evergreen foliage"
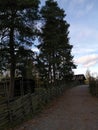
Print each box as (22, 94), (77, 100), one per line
(37, 0), (76, 85)
(0, 0), (76, 96)
(0, 0), (40, 97)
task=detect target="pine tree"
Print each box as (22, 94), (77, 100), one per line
(0, 0), (40, 97)
(16, 47), (34, 79)
(37, 0), (76, 86)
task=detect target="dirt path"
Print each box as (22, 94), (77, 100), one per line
(15, 85), (98, 130)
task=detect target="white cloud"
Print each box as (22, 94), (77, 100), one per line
(70, 24), (98, 51)
(72, 47), (96, 55)
(86, 3), (94, 12)
(67, 0), (94, 18)
(69, 0), (85, 7)
(75, 54), (98, 68)
(71, 24), (98, 39)
(77, 0), (85, 3)
(76, 3), (94, 17)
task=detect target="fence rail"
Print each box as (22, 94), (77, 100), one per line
(0, 83), (74, 129)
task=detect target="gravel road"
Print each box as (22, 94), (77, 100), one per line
(15, 85), (98, 130)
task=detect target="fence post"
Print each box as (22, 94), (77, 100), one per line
(6, 100), (13, 129)
(29, 94), (33, 116)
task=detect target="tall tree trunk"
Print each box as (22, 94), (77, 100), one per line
(53, 64), (56, 84)
(9, 11), (16, 98)
(9, 28), (15, 98)
(52, 51), (56, 84)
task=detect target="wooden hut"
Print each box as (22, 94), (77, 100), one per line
(73, 74), (86, 84)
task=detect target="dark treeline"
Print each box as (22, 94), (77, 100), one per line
(0, 0), (76, 97)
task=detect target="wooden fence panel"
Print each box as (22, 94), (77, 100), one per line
(0, 84), (70, 129)
(0, 111), (9, 128)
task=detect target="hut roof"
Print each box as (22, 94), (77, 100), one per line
(73, 74), (86, 80)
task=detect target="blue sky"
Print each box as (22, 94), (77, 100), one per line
(40, 0), (98, 76)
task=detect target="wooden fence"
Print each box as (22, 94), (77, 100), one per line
(0, 84), (73, 129)
(89, 77), (98, 96)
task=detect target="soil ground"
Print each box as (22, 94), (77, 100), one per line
(15, 85), (98, 130)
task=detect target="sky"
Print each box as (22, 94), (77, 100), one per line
(40, 0), (98, 76)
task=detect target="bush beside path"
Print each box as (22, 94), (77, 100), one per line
(15, 85), (98, 130)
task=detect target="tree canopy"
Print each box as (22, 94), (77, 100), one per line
(36, 0), (76, 85)
(0, 0), (40, 9)
(0, 0), (76, 97)
(0, 0), (40, 97)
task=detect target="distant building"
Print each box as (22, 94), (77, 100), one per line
(73, 74), (86, 84)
